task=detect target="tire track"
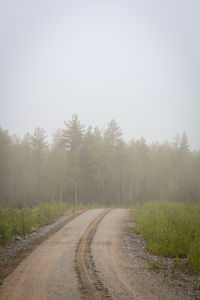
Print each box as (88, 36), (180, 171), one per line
(0, 210), (85, 282)
(75, 209), (112, 300)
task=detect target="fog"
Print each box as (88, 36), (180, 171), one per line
(0, 0), (200, 149)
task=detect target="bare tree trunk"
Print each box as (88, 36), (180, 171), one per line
(37, 159), (40, 204)
(95, 173), (98, 202)
(119, 172), (122, 206)
(74, 182), (78, 205)
(102, 175), (105, 205)
(51, 190), (54, 202)
(60, 182), (63, 202)
(129, 174), (133, 207)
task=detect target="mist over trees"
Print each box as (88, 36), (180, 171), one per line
(0, 115), (199, 207)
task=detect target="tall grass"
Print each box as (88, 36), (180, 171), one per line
(132, 201), (200, 273)
(0, 202), (84, 246)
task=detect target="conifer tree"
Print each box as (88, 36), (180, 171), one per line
(62, 114), (85, 204)
(31, 127), (48, 203)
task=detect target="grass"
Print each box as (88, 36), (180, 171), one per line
(0, 202), (86, 246)
(149, 261), (162, 270)
(131, 201), (200, 273)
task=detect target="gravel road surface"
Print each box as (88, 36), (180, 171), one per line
(0, 209), (196, 300)
(92, 209), (191, 300)
(0, 209), (104, 300)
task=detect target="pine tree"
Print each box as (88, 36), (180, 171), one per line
(180, 131), (190, 154)
(104, 119), (122, 147)
(103, 120), (123, 205)
(62, 114), (84, 152)
(0, 128), (11, 205)
(62, 115), (85, 204)
(31, 127), (48, 203)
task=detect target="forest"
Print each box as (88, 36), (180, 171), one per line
(0, 114), (200, 208)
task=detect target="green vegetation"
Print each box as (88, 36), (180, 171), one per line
(0, 115), (200, 274)
(132, 202), (200, 273)
(149, 261), (162, 270)
(0, 202), (85, 246)
(0, 115), (200, 209)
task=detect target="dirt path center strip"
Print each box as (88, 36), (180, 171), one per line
(75, 209), (112, 300)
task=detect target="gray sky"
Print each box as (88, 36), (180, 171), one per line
(0, 0), (200, 149)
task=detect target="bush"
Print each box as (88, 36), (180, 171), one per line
(0, 202), (75, 246)
(0, 219), (12, 245)
(132, 201), (200, 273)
(20, 207), (37, 234)
(189, 237), (200, 272)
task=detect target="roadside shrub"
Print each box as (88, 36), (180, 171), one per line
(0, 202), (79, 246)
(189, 237), (200, 273)
(132, 201), (200, 273)
(20, 207), (37, 234)
(6, 208), (23, 234)
(0, 211), (12, 245)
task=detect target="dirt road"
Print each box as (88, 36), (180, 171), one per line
(0, 209), (191, 300)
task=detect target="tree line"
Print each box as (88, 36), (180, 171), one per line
(0, 114), (199, 207)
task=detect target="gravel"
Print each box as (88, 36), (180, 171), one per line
(0, 210), (84, 281)
(121, 220), (200, 300)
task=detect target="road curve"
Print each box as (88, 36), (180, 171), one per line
(0, 209), (189, 300)
(92, 209), (189, 300)
(0, 209), (106, 300)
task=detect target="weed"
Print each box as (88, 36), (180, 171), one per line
(131, 201), (200, 273)
(149, 262), (162, 270)
(0, 202), (87, 246)
(193, 283), (200, 291)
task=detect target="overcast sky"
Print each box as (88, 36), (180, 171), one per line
(0, 0), (200, 149)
